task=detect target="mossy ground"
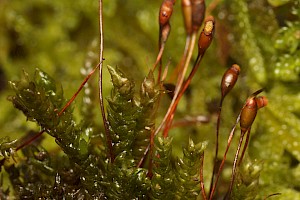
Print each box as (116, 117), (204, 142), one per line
(0, 0), (299, 199)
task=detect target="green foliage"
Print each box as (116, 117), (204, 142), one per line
(107, 65), (138, 156)
(8, 69), (89, 163)
(225, 0), (268, 85)
(268, 0), (293, 7)
(1, 66), (210, 199)
(174, 139), (207, 199)
(0, 0), (300, 199)
(0, 137), (17, 160)
(3, 69), (106, 198)
(133, 71), (160, 160)
(231, 157), (262, 200)
(8, 69), (64, 132)
(107, 65), (159, 162)
(151, 136), (176, 199)
(274, 6), (300, 82)
(101, 152), (150, 199)
(151, 137), (207, 199)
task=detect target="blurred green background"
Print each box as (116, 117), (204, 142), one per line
(0, 0), (299, 199)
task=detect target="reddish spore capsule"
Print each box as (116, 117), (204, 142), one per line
(159, 0), (175, 27)
(181, 0), (193, 34)
(256, 96), (268, 109)
(240, 97), (257, 132)
(191, 0), (206, 32)
(198, 16), (215, 55)
(221, 64), (240, 98)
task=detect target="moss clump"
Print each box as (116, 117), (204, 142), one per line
(0, 0), (299, 199)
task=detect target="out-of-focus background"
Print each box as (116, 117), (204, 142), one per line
(0, 0), (299, 198)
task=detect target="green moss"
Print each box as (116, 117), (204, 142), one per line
(0, 0), (300, 199)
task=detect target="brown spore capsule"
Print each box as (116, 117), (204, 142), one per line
(159, 0), (175, 27)
(240, 97), (258, 132)
(181, 0), (193, 34)
(221, 64), (240, 98)
(191, 0), (206, 32)
(198, 16), (215, 55)
(256, 96), (268, 109)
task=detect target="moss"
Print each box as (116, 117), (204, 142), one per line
(0, 0), (299, 199)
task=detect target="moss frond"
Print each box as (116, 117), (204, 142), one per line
(174, 139), (207, 199)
